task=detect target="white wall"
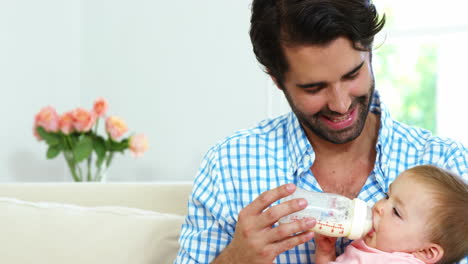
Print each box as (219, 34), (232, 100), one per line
(1, 0), (276, 182)
(1, 1), (465, 182)
(1, 0), (82, 181)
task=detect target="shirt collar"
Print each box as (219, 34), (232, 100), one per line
(285, 112), (313, 174)
(372, 91), (393, 185)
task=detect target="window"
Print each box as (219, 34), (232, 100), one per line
(373, 0), (468, 144)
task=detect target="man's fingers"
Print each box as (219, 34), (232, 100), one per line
(266, 218), (316, 244)
(259, 197), (308, 227)
(267, 230), (315, 257)
(243, 183), (296, 215)
(227, 184), (312, 263)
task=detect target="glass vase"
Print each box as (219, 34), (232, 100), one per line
(63, 151), (111, 182)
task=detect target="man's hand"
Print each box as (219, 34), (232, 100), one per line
(314, 234), (337, 264)
(212, 183), (316, 264)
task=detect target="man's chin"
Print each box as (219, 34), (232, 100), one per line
(311, 126), (362, 144)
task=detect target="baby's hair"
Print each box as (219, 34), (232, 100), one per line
(405, 165), (468, 264)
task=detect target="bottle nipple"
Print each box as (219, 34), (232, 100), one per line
(348, 198), (373, 239)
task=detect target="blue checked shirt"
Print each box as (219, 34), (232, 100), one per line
(175, 91), (468, 264)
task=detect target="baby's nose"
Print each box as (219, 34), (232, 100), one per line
(373, 203), (384, 216)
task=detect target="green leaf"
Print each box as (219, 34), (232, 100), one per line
(93, 136), (107, 167)
(70, 133), (80, 144)
(93, 136), (106, 157)
(46, 145), (61, 159)
(73, 135), (93, 163)
(96, 154), (106, 168)
(109, 138), (129, 152)
(36, 126), (61, 146)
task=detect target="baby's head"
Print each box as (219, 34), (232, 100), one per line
(364, 165), (468, 264)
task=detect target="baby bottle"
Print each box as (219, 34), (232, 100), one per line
(279, 188), (372, 239)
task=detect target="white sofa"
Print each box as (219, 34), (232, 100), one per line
(0, 182), (193, 264)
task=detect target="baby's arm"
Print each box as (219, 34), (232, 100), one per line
(314, 234), (337, 264)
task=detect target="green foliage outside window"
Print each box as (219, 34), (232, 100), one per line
(372, 1), (438, 133)
(374, 43), (438, 133)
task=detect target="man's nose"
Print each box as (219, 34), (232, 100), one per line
(327, 82), (351, 114)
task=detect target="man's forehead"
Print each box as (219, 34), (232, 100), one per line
(282, 40), (369, 82)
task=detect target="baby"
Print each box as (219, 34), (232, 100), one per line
(315, 165), (468, 264)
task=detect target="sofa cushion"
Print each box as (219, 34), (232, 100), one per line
(0, 197), (184, 264)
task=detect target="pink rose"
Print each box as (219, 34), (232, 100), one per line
(129, 134), (148, 157)
(59, 111), (74, 134)
(72, 108), (96, 132)
(34, 106), (59, 133)
(93, 97), (108, 117)
(105, 116), (128, 140)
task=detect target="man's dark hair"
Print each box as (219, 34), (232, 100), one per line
(249, 0), (385, 86)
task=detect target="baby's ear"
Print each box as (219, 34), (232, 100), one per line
(413, 243), (444, 264)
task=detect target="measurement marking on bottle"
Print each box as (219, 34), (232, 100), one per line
(317, 222), (345, 234)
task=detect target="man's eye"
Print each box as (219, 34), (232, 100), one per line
(305, 85), (325, 94)
(305, 89), (320, 94)
(344, 73), (359, 80)
(393, 207), (401, 218)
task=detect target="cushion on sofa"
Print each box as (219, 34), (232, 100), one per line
(0, 197), (185, 264)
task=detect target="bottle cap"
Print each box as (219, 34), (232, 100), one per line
(348, 198), (373, 239)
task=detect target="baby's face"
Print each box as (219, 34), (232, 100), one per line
(363, 172), (434, 253)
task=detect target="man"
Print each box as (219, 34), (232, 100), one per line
(175, 0), (468, 263)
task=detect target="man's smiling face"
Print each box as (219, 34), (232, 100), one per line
(280, 37), (374, 144)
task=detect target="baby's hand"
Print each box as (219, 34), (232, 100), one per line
(314, 234), (337, 264)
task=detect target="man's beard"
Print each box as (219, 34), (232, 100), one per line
(285, 82), (375, 144)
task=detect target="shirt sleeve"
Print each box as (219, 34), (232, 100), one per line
(174, 146), (236, 264)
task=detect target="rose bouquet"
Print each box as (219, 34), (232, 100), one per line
(33, 97), (149, 182)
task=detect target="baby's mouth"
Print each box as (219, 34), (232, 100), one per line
(368, 213), (377, 236)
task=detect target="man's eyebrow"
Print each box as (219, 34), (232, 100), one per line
(342, 61), (365, 79)
(296, 81), (326, 89)
(295, 61), (365, 89)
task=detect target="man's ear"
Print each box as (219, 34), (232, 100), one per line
(413, 243), (444, 264)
